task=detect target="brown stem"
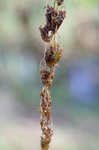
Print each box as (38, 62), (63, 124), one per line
(39, 0), (66, 149)
(41, 144), (49, 150)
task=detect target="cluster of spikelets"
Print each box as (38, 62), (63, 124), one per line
(40, 4), (66, 42)
(39, 0), (66, 149)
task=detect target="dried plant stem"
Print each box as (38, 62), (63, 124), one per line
(39, 0), (66, 149)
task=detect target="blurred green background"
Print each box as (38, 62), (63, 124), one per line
(0, 0), (99, 149)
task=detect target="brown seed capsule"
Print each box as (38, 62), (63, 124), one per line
(45, 44), (62, 67)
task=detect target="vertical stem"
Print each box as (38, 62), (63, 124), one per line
(40, 1), (57, 149)
(42, 145), (49, 150)
(39, 0), (66, 149)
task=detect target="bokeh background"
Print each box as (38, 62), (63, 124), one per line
(0, 0), (99, 149)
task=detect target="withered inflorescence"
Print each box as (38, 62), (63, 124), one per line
(39, 5), (66, 43)
(39, 0), (66, 149)
(45, 43), (62, 67)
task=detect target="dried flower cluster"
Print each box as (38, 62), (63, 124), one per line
(39, 5), (66, 42)
(39, 0), (66, 149)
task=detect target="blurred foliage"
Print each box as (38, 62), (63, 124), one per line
(75, 0), (98, 6)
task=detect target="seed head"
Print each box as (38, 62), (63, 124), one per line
(45, 5), (66, 33)
(45, 44), (62, 67)
(39, 5), (66, 42)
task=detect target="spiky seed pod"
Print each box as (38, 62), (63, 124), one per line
(45, 43), (62, 67)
